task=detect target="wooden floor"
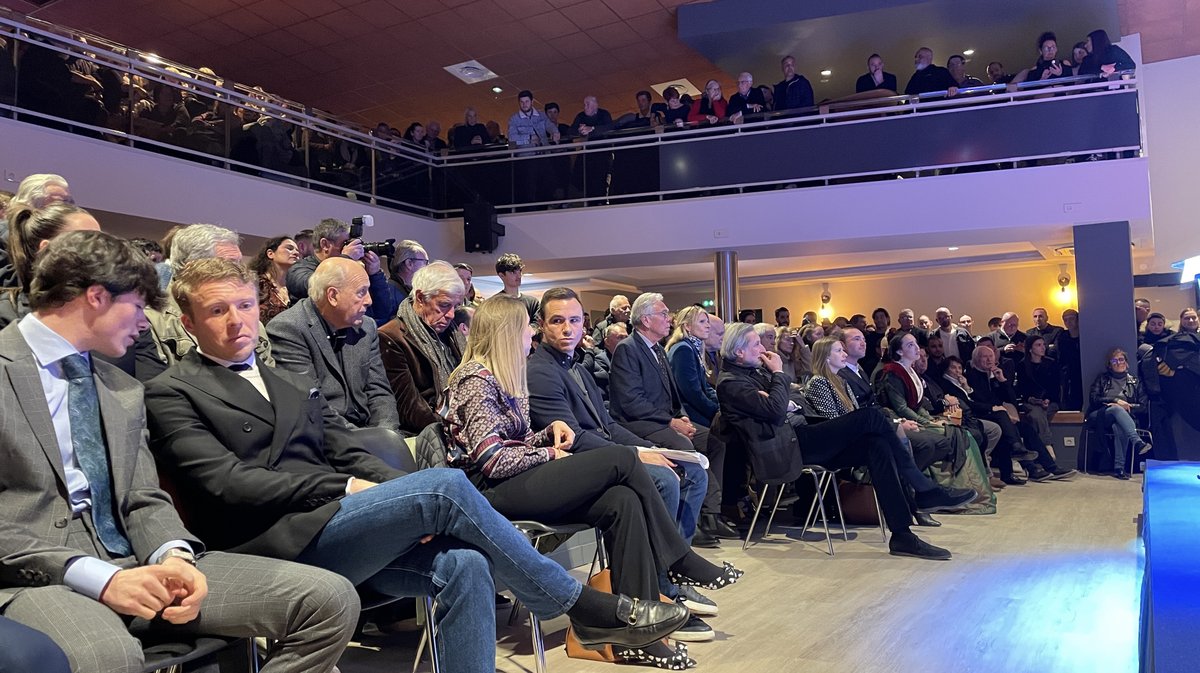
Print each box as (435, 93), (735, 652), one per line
(337, 473), (1144, 673)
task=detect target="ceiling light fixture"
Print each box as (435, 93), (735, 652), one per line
(491, 86), (503, 93)
(963, 49), (975, 56)
(947, 246), (959, 251)
(820, 69), (832, 77)
(443, 59), (499, 85)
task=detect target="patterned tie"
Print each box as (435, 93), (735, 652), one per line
(60, 354), (132, 557)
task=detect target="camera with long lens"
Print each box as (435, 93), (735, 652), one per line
(349, 215), (395, 259)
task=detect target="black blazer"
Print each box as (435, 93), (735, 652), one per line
(145, 351), (403, 559)
(838, 365), (875, 409)
(609, 333), (682, 436)
(527, 343), (645, 452)
(855, 72), (898, 93)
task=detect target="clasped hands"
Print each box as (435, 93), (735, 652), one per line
(100, 557), (207, 624)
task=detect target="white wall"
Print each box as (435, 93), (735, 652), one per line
(1140, 53), (1200, 273)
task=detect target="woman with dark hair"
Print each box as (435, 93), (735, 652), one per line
(1028, 32), (1068, 82)
(446, 296), (743, 670)
(402, 121), (427, 148)
(1017, 334), (1062, 456)
(1087, 347), (1149, 479)
(1067, 42), (1089, 76)
(1081, 29), (1135, 76)
(247, 235), (299, 324)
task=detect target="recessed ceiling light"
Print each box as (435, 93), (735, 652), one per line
(443, 59), (498, 84)
(820, 69), (832, 77)
(948, 246), (960, 251)
(491, 86), (503, 93)
(963, 49), (975, 56)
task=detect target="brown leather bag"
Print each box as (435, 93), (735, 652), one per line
(564, 569), (673, 662)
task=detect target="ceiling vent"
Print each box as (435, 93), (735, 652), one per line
(1053, 245), (1075, 257)
(443, 60), (498, 85)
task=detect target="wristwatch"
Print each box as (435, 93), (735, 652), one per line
(159, 548), (197, 566)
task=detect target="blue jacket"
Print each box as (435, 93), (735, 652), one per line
(667, 341), (718, 427)
(527, 343), (647, 452)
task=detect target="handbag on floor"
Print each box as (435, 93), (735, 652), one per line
(564, 569), (673, 663)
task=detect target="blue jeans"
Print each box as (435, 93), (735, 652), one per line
(1090, 405), (1143, 472)
(0, 616), (69, 673)
(296, 468), (582, 673)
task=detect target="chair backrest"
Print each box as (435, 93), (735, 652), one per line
(712, 411), (806, 484)
(414, 421), (452, 470)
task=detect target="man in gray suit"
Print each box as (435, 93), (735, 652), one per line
(268, 257), (401, 434)
(0, 231), (359, 673)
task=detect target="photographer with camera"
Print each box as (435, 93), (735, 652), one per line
(285, 216), (396, 323)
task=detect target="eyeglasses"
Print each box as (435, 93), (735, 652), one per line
(1110, 357), (1127, 364)
(651, 310), (671, 318)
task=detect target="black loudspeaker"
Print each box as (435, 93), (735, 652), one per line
(463, 203), (504, 253)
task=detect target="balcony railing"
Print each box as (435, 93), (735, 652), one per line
(0, 9), (1142, 220)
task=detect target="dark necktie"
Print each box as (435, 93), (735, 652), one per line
(60, 354), (132, 557)
(228, 363), (252, 372)
(652, 343), (681, 409)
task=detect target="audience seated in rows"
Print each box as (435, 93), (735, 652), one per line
(1, 232), (360, 673)
(445, 295), (741, 669)
(714, 322), (952, 560)
(528, 288), (720, 631)
(609, 292), (735, 542)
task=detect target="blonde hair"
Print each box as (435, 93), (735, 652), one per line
(811, 336), (855, 411)
(456, 295), (529, 397)
(665, 305), (708, 351)
(171, 258), (256, 318)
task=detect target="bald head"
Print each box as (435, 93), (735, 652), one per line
(310, 257), (372, 329)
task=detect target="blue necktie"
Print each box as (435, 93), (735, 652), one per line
(60, 354), (132, 557)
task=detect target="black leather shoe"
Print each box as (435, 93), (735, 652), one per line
(690, 528), (721, 549)
(915, 486), (977, 513)
(1113, 471), (1131, 481)
(914, 512), (941, 527)
(888, 533), (952, 560)
(701, 514), (739, 539)
(572, 595), (689, 650)
(1001, 475), (1027, 486)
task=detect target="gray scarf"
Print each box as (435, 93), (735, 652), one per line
(396, 296), (466, 403)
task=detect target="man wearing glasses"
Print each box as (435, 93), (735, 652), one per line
(385, 239), (429, 303)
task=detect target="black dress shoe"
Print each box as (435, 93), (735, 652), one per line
(1001, 475), (1027, 485)
(914, 512), (941, 527)
(690, 528), (721, 549)
(915, 486), (977, 513)
(572, 595), (689, 650)
(888, 533), (952, 560)
(1113, 471), (1131, 481)
(701, 514), (739, 539)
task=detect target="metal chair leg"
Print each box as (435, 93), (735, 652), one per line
(248, 638), (261, 673)
(813, 472), (835, 556)
(826, 471), (849, 541)
(741, 482), (770, 550)
(530, 612), (547, 673)
(760, 482), (788, 539)
(872, 487), (887, 542)
(413, 595), (440, 673)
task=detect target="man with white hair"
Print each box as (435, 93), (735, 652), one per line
(0, 173), (73, 288)
(610, 292), (735, 540)
(592, 294), (632, 343)
(990, 311), (1021, 352)
(378, 261), (468, 435)
(727, 72), (766, 122)
(268, 257), (402, 440)
(137, 223), (275, 381)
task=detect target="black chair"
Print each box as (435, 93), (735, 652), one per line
(137, 633), (257, 673)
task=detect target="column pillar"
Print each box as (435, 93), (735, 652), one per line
(1073, 221), (1137, 408)
(714, 250), (739, 323)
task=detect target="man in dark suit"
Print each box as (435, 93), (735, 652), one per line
(587, 320), (627, 400)
(610, 292), (735, 539)
(145, 258), (686, 672)
(269, 257), (401, 435)
(0, 232), (358, 673)
(528, 287), (718, 639)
